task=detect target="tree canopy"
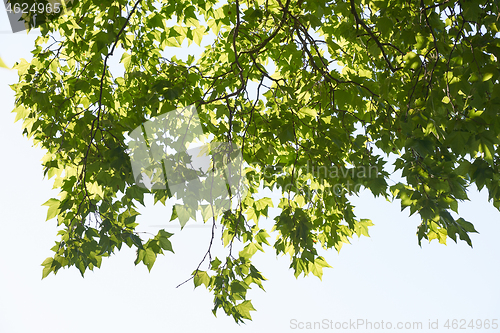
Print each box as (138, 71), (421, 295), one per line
(10, 0), (500, 323)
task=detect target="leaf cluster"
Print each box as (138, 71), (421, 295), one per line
(10, 0), (500, 323)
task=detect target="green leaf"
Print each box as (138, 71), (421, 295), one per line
(175, 205), (192, 228)
(234, 300), (256, 320)
(482, 72), (494, 82)
(129, 234), (144, 249)
(456, 218), (478, 233)
(239, 243), (258, 259)
(310, 256), (331, 280)
(254, 229), (270, 246)
(159, 237), (174, 252)
(12, 105), (29, 123)
(42, 198), (60, 221)
(13, 58), (29, 75)
(143, 248), (156, 272)
(210, 258), (222, 270)
(120, 52), (132, 70)
(169, 206), (178, 221)
(193, 271), (210, 288)
(192, 26), (206, 46)
(254, 197), (273, 210)
(354, 219), (374, 237)
(377, 17), (393, 37)
(41, 257), (54, 279)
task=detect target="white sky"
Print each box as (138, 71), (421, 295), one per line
(0, 7), (499, 333)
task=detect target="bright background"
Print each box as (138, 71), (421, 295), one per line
(1, 8), (499, 333)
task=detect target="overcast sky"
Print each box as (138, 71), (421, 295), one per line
(1, 7), (499, 333)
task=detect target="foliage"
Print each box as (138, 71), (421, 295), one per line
(10, 0), (500, 323)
